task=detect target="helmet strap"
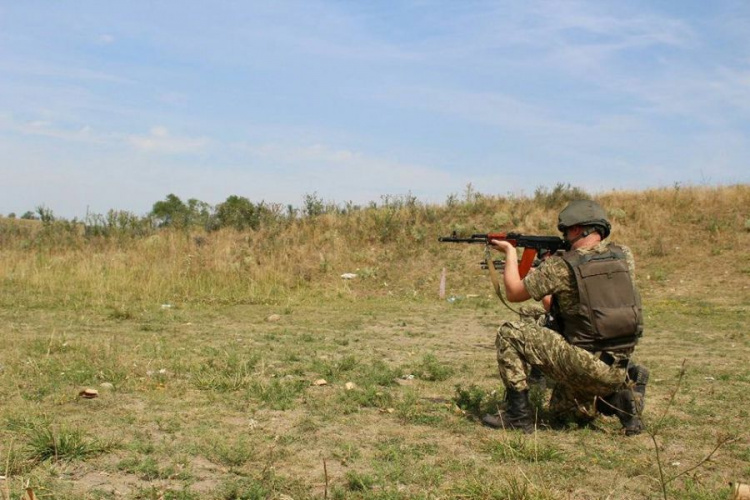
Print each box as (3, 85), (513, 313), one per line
(564, 226), (594, 246)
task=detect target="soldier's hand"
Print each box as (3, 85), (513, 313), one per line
(490, 240), (514, 254)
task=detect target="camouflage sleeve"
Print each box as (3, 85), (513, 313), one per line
(618, 243), (637, 278)
(522, 257), (572, 301)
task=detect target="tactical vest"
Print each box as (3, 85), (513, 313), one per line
(556, 244), (643, 353)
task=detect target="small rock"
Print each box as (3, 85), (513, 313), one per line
(340, 273), (357, 280)
(345, 382), (356, 391)
(79, 388), (99, 399)
(312, 379), (328, 386)
(266, 314), (282, 322)
(100, 383), (114, 390)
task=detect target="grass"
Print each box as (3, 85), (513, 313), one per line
(482, 434), (565, 462)
(2, 297), (747, 498)
(24, 425), (115, 463)
(410, 353), (455, 381)
(454, 383), (506, 418)
(0, 185), (749, 499)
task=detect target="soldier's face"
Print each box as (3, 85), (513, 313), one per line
(564, 226), (583, 242)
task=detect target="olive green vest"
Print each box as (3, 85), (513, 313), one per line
(557, 244), (643, 353)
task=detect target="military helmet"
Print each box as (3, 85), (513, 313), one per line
(557, 200), (611, 239)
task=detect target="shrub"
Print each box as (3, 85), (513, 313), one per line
(454, 384), (505, 418)
(216, 195), (260, 230)
(533, 183), (591, 209)
(411, 354), (454, 382)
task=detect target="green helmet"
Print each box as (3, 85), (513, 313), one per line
(557, 200), (611, 239)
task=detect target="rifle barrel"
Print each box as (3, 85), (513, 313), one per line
(437, 236), (486, 243)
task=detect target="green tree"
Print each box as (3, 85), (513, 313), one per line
(35, 205), (55, 224)
(187, 198), (212, 228)
(151, 194), (190, 227)
(302, 192), (325, 217)
(216, 195), (259, 230)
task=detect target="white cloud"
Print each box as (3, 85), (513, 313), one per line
(0, 57), (131, 84)
(127, 127), (209, 154)
(5, 118), (104, 144)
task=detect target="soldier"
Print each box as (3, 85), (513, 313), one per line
(482, 200), (649, 435)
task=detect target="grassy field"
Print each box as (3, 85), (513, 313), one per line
(1, 185), (749, 499)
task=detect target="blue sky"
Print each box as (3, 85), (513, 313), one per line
(1, 1), (748, 218)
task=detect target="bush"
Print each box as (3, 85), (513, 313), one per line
(216, 195), (260, 230)
(454, 384), (505, 418)
(533, 183), (591, 209)
(411, 354), (454, 382)
(151, 194), (211, 228)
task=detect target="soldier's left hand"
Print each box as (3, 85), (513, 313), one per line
(490, 240), (514, 253)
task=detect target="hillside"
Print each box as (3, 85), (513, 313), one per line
(1, 184), (748, 309)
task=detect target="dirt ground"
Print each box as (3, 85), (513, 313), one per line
(1, 277), (749, 500)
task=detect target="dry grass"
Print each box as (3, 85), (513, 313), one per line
(2, 185), (748, 309)
(0, 185), (748, 499)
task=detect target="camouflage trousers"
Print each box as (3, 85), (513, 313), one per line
(496, 318), (627, 420)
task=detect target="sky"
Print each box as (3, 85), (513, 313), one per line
(1, 1), (749, 219)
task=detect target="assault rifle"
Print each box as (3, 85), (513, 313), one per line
(438, 231), (567, 278)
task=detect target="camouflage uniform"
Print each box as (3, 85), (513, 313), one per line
(495, 241), (636, 422)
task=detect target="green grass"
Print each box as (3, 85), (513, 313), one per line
(23, 423), (118, 464)
(1, 258), (749, 499)
(344, 470), (375, 492)
(245, 378), (308, 410)
(192, 351), (261, 391)
(215, 478), (270, 500)
(202, 436), (257, 468)
(454, 383), (505, 418)
(410, 353), (455, 382)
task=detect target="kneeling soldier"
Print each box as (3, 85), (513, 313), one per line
(482, 200), (648, 435)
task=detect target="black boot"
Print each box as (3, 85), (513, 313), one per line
(528, 366), (547, 391)
(628, 363), (649, 414)
(597, 389), (642, 436)
(482, 388), (534, 433)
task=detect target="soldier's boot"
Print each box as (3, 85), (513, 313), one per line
(628, 363), (649, 414)
(482, 388), (535, 433)
(597, 389), (643, 436)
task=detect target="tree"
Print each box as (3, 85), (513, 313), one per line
(186, 198), (212, 228)
(216, 195), (259, 230)
(151, 194), (189, 227)
(36, 205), (55, 224)
(302, 192), (325, 217)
